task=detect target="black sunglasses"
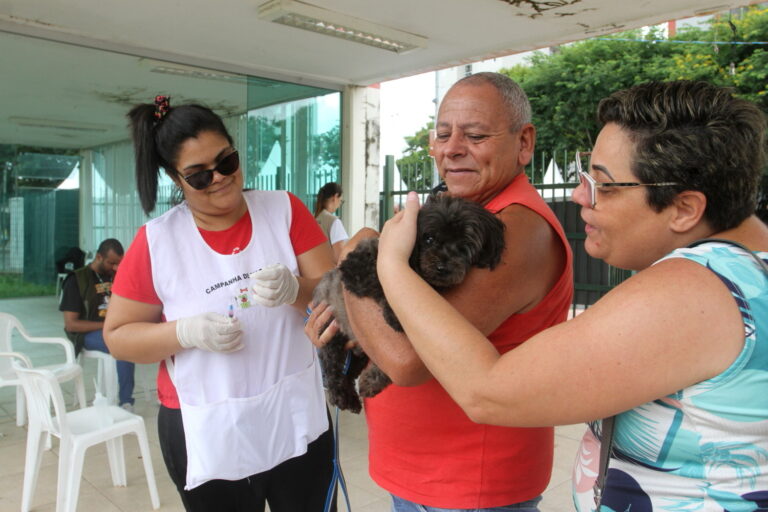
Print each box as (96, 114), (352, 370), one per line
(179, 150), (240, 190)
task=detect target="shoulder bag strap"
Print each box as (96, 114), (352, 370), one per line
(593, 415), (615, 510)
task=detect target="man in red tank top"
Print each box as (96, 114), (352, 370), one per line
(309, 72), (574, 511)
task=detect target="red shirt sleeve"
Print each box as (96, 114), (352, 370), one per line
(111, 225), (162, 305)
(288, 192), (327, 255)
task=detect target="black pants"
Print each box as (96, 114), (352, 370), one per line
(158, 405), (337, 512)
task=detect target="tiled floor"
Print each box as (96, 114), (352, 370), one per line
(0, 296), (582, 511)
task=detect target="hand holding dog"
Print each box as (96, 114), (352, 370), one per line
(304, 301), (339, 348)
(378, 191), (421, 280)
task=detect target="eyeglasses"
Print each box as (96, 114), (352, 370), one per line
(575, 151), (678, 209)
(178, 150), (240, 190)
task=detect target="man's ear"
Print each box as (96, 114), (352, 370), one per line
(517, 123), (536, 168)
(669, 190), (707, 233)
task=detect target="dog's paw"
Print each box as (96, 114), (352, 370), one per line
(328, 379), (363, 413)
(358, 364), (392, 398)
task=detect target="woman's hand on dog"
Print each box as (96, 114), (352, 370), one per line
(378, 191), (421, 281)
(305, 301), (340, 348)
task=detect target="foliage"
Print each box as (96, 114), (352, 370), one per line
(504, 28), (676, 155)
(0, 274), (55, 298)
(498, 7), (768, 156)
(313, 125), (341, 174)
(395, 119), (435, 190)
(393, 8), (768, 193)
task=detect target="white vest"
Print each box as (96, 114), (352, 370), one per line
(146, 190), (328, 489)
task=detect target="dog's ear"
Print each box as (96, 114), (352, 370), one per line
(472, 212), (506, 270)
(339, 239), (386, 302)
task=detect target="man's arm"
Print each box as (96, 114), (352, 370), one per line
(345, 204), (566, 386)
(62, 310), (104, 333)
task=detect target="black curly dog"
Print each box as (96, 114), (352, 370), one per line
(313, 194), (506, 413)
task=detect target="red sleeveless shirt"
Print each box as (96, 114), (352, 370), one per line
(365, 173), (574, 508)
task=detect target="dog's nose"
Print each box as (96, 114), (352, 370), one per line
(436, 263), (446, 273)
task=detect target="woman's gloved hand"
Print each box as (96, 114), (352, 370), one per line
(250, 264), (299, 307)
(176, 313), (244, 353)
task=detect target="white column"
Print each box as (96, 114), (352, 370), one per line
(341, 85), (380, 234)
(79, 149), (94, 255)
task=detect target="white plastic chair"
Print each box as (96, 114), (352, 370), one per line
(13, 362), (160, 512)
(78, 349), (118, 405)
(77, 350), (156, 406)
(0, 312), (85, 426)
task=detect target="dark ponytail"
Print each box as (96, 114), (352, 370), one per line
(127, 104), (162, 214)
(127, 100), (233, 214)
(314, 182), (342, 217)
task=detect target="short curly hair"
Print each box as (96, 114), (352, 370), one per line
(597, 80), (767, 231)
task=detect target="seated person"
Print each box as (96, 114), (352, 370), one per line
(60, 238), (135, 410)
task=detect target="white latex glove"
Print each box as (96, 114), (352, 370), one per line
(250, 263), (299, 307)
(176, 313), (244, 353)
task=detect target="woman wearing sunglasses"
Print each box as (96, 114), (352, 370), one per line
(104, 97), (337, 511)
(367, 81), (768, 511)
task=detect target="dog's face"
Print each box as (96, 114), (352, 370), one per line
(409, 195), (506, 289)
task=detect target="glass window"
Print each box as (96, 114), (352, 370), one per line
(0, 31), (341, 294)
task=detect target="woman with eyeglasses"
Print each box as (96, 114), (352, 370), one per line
(314, 182), (349, 263)
(103, 98), (337, 511)
(361, 81), (768, 511)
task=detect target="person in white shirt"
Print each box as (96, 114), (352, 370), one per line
(314, 182), (349, 263)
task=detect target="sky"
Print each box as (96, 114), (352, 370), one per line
(379, 71), (436, 167)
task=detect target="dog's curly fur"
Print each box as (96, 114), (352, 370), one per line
(313, 195), (506, 413)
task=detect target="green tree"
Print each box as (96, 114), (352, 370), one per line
(500, 6), (768, 157)
(502, 27), (677, 157)
(396, 119), (435, 190)
(394, 7), (768, 190)
(314, 125), (340, 174)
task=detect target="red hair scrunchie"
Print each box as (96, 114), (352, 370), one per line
(154, 95), (171, 121)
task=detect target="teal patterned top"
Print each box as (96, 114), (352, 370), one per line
(573, 242), (768, 512)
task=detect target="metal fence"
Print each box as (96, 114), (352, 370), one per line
(380, 152), (632, 312)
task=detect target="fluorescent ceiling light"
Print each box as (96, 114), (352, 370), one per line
(10, 117), (111, 132)
(150, 65), (248, 84)
(258, 0), (427, 53)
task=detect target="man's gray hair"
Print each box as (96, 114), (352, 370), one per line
(452, 72), (532, 132)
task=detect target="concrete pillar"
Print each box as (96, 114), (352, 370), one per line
(341, 84), (380, 234)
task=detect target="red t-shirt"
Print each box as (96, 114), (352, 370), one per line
(112, 192), (327, 408)
(365, 173), (574, 508)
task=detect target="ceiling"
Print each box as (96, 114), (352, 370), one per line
(0, 0), (759, 150)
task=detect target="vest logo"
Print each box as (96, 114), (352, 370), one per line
(235, 288), (251, 309)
